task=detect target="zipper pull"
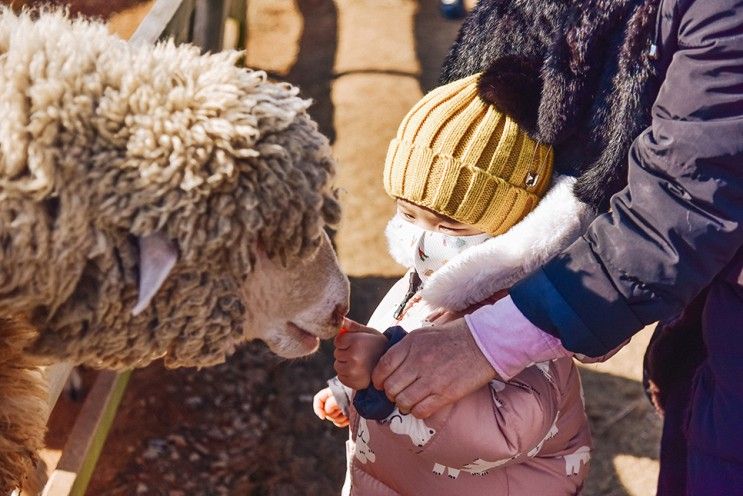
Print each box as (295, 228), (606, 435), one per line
(649, 43), (659, 60)
(649, 0), (664, 61)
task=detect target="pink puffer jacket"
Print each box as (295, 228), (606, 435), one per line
(341, 274), (592, 496)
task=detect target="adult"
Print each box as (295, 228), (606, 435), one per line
(371, 0), (743, 494)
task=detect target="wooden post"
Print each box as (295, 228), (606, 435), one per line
(44, 363), (75, 409)
(192, 0), (229, 52)
(41, 372), (132, 496)
(223, 0), (247, 51)
(228, 0), (247, 50)
(129, 0), (187, 45)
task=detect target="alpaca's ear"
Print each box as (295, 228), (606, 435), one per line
(132, 232), (178, 316)
(478, 56), (543, 137)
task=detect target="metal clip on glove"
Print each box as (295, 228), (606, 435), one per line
(353, 326), (409, 420)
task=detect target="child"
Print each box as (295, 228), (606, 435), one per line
(314, 73), (592, 495)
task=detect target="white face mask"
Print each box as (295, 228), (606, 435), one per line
(385, 215), (491, 284)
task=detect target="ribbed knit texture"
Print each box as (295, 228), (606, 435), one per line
(384, 74), (554, 235)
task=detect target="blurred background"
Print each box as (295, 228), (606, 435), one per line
(8, 0), (662, 494)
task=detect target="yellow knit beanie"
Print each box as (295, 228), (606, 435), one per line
(383, 73), (554, 235)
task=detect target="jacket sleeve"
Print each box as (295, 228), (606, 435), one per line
(422, 364), (562, 472)
(510, 0), (743, 357)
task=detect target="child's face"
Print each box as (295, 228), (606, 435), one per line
(396, 199), (484, 236)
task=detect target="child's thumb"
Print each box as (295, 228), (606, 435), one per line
(341, 318), (376, 334)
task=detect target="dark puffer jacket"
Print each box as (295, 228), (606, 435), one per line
(506, 0), (743, 363)
(500, 0), (743, 489)
(444, 0), (743, 490)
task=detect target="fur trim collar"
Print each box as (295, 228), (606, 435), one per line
(384, 175), (596, 311)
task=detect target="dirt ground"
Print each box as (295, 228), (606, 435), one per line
(39, 1), (662, 494)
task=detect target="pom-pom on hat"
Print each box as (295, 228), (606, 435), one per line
(383, 71), (553, 235)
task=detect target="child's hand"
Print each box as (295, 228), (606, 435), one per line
(313, 387), (349, 428)
(334, 319), (389, 390)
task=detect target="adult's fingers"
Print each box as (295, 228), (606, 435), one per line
(429, 309), (465, 326)
(393, 378), (433, 413)
(371, 339), (410, 390)
(381, 365), (419, 404)
(425, 308), (446, 323)
(410, 394), (447, 420)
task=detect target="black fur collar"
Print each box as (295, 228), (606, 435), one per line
(443, 0), (662, 210)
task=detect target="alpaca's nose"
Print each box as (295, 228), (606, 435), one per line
(331, 303), (348, 328)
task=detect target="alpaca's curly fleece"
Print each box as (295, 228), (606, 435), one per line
(0, 316), (48, 494)
(0, 9), (340, 368)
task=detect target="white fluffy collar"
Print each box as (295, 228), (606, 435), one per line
(385, 175), (597, 311)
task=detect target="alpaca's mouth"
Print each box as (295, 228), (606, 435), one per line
(286, 321), (321, 351)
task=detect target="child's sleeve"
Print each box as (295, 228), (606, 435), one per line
(423, 363), (563, 472)
(465, 296), (571, 380)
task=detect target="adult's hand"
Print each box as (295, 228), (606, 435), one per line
(426, 288), (510, 325)
(371, 317), (498, 419)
